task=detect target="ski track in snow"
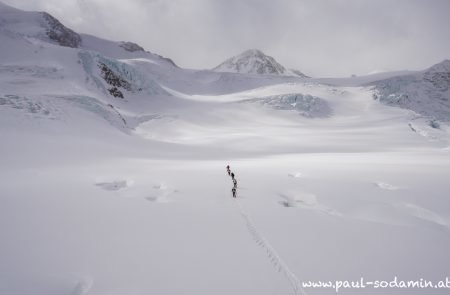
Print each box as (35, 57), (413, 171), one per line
(235, 200), (308, 295)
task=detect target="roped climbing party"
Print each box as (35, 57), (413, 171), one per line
(226, 165), (238, 198)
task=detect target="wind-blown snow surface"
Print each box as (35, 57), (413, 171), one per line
(1, 3), (450, 295)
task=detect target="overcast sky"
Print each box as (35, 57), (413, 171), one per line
(4, 0), (450, 77)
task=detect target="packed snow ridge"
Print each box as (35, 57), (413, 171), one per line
(213, 49), (308, 77)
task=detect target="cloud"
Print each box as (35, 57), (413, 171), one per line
(2, 0), (450, 77)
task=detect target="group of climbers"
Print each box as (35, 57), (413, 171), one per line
(226, 165), (238, 198)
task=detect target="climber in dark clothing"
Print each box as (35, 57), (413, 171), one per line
(232, 187), (237, 198)
(226, 165), (231, 176)
(231, 172), (235, 179)
(233, 178), (237, 189)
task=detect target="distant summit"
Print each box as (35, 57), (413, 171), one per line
(213, 49), (286, 75)
(213, 49), (308, 77)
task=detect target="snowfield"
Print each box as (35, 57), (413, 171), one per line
(1, 2), (450, 295)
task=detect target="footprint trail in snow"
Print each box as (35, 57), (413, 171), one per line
(235, 200), (308, 295)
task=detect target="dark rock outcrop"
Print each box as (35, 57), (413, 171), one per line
(42, 12), (81, 48)
(119, 42), (145, 52)
(98, 62), (132, 98)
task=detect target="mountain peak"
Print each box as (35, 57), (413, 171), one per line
(213, 49), (307, 77)
(0, 2), (81, 48)
(241, 48), (266, 57)
(0, 1), (18, 11)
(213, 49), (288, 75)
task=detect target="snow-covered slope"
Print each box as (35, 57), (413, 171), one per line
(1, 2), (450, 295)
(0, 1), (81, 47)
(0, 1), (176, 67)
(213, 49), (308, 77)
(371, 60), (450, 122)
